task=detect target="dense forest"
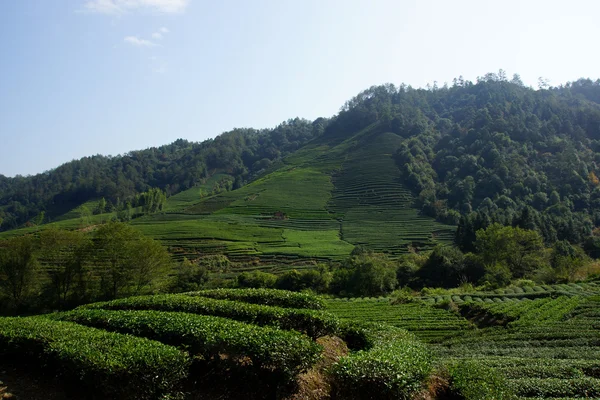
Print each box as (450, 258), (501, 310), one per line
(328, 73), (600, 251)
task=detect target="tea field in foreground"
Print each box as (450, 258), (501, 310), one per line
(1, 286), (599, 399)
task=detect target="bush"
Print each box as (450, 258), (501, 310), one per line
(446, 360), (516, 399)
(187, 288), (325, 309)
(0, 316), (190, 399)
(79, 294), (340, 338)
(48, 309), (322, 385)
(330, 324), (432, 399)
(236, 271), (277, 288)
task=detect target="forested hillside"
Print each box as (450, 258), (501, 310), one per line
(2, 73), (600, 255)
(329, 74), (600, 249)
(0, 118), (327, 230)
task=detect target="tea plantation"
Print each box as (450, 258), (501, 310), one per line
(0, 125), (455, 271)
(326, 282), (600, 399)
(0, 289), (434, 399)
(2, 286), (599, 398)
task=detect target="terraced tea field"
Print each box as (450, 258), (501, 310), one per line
(435, 287), (600, 399)
(127, 127), (455, 266)
(326, 297), (474, 342)
(326, 283), (600, 398)
(0, 289), (434, 400)
(0, 125), (456, 269)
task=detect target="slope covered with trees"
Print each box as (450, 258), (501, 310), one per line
(0, 118), (326, 230)
(2, 73), (600, 263)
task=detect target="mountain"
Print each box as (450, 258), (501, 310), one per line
(2, 73), (600, 263)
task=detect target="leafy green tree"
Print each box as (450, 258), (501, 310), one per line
(417, 245), (465, 288)
(236, 270), (277, 288)
(94, 198), (107, 215)
(333, 253), (397, 296)
(139, 188), (167, 214)
(39, 228), (91, 307)
(0, 235), (39, 308)
(481, 262), (512, 288)
(475, 223), (546, 278)
(171, 258), (209, 292)
(275, 266), (332, 293)
(94, 221), (171, 299)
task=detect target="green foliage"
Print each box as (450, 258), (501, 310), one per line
(326, 298), (473, 343)
(446, 360), (516, 400)
(137, 188), (167, 214)
(275, 266), (332, 293)
(38, 227), (91, 307)
(237, 270), (277, 288)
(482, 262), (513, 289)
(187, 288), (325, 310)
(459, 296), (582, 327)
(170, 257), (209, 292)
(94, 221), (172, 298)
(437, 294), (600, 398)
(417, 245), (466, 288)
(48, 309), (322, 385)
(476, 223), (546, 278)
(0, 235), (39, 308)
(0, 119), (323, 231)
(332, 253), (397, 296)
(79, 294), (340, 339)
(0, 316), (190, 399)
(330, 324), (433, 399)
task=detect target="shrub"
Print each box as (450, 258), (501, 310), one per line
(187, 288), (325, 309)
(48, 309), (322, 385)
(78, 294), (339, 338)
(330, 324), (432, 399)
(0, 316), (190, 399)
(446, 360), (516, 399)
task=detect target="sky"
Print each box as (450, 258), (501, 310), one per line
(1, 0), (599, 177)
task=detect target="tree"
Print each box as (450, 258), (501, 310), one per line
(332, 253), (397, 296)
(39, 228), (91, 307)
(417, 245), (465, 287)
(237, 271), (277, 288)
(275, 266), (332, 293)
(0, 235), (39, 308)
(139, 188), (167, 214)
(171, 258), (209, 292)
(79, 205), (92, 227)
(94, 221), (171, 299)
(475, 223), (546, 278)
(95, 198), (107, 215)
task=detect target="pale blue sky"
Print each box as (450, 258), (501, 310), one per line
(1, 0), (599, 177)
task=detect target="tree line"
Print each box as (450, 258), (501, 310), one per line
(0, 118), (327, 230)
(0, 222), (172, 314)
(229, 223), (599, 297)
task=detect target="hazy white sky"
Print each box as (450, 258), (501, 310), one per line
(1, 0), (599, 176)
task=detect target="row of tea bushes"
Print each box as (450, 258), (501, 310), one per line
(79, 294), (339, 338)
(330, 323), (433, 399)
(445, 360), (515, 400)
(48, 309), (321, 384)
(186, 288), (325, 310)
(0, 316), (190, 399)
